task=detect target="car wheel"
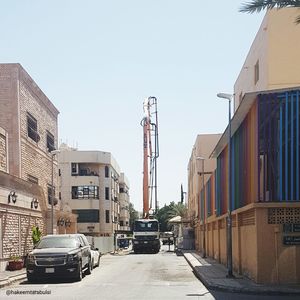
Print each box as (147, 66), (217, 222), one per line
(75, 262), (82, 282)
(91, 259), (94, 270)
(85, 257), (92, 275)
(27, 273), (37, 283)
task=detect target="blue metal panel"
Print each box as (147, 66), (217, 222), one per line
(257, 97), (260, 202)
(285, 93), (288, 201)
(279, 101), (283, 201)
(291, 93), (294, 200)
(231, 135), (235, 210)
(297, 91), (299, 200)
(262, 98), (266, 201)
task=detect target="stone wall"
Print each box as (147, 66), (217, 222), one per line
(0, 64), (20, 177)
(19, 75), (59, 213)
(198, 203), (300, 284)
(0, 128), (7, 173)
(0, 212), (44, 259)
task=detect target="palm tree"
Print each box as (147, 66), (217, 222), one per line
(240, 1), (300, 24)
(167, 202), (187, 220)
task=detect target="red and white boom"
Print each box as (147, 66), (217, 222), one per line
(140, 97), (159, 218)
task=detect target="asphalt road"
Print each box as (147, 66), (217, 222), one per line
(1, 245), (299, 300)
(1, 245), (212, 300)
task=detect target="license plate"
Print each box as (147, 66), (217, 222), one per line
(144, 241), (148, 244)
(45, 268), (55, 273)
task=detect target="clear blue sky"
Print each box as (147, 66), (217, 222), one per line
(1, 1), (263, 212)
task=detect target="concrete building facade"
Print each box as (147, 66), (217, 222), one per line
(187, 9), (300, 284)
(58, 145), (129, 236)
(187, 134), (221, 252)
(234, 8), (300, 111)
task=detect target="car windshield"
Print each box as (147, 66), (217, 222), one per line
(36, 237), (80, 249)
(134, 221), (159, 232)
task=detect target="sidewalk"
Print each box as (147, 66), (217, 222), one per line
(183, 250), (300, 295)
(0, 268), (27, 288)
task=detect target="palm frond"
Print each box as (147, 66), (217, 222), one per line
(239, 0), (300, 14)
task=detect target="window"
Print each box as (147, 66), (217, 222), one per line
(105, 210), (110, 223)
(71, 186), (99, 199)
(47, 184), (55, 205)
(105, 166), (109, 178)
(27, 113), (40, 142)
(134, 220), (159, 232)
(74, 210), (99, 223)
(120, 220), (124, 226)
(254, 60), (259, 84)
(120, 187), (124, 193)
(71, 163), (78, 175)
(27, 174), (38, 184)
(59, 169), (61, 176)
(46, 131), (55, 152)
(105, 187), (110, 200)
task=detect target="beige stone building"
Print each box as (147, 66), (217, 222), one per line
(187, 134), (221, 251)
(234, 8), (300, 110)
(58, 145), (130, 236)
(119, 173), (130, 232)
(187, 8), (300, 284)
(0, 64), (75, 271)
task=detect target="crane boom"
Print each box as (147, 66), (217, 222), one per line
(132, 98), (160, 254)
(140, 97), (159, 218)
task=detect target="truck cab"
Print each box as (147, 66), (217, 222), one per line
(133, 219), (160, 254)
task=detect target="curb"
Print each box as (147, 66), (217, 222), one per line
(0, 272), (27, 289)
(183, 253), (300, 295)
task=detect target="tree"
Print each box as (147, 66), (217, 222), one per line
(167, 202), (188, 220)
(32, 226), (42, 246)
(156, 203), (174, 232)
(156, 202), (188, 232)
(129, 203), (139, 231)
(240, 1), (300, 24)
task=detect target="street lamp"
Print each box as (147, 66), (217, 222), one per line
(196, 156), (206, 258)
(50, 149), (60, 234)
(217, 92), (234, 278)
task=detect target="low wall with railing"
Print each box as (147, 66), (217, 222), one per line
(86, 236), (114, 254)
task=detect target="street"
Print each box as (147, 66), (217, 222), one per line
(1, 245), (299, 300)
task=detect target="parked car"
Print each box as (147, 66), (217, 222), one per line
(26, 234), (92, 282)
(90, 245), (100, 269)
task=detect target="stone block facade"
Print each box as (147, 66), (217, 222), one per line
(0, 63), (62, 233)
(0, 127), (7, 173)
(0, 170), (46, 271)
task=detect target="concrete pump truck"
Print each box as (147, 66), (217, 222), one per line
(132, 97), (160, 254)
